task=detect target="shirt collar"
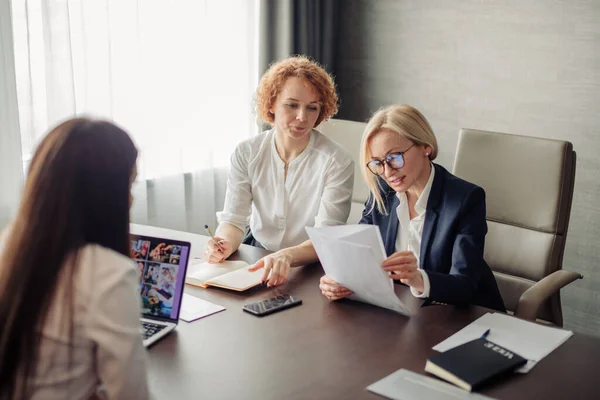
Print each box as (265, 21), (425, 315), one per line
(396, 163), (435, 216)
(270, 129), (316, 167)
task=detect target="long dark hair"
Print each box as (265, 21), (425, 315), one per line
(0, 118), (138, 398)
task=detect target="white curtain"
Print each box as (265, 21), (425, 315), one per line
(9, 0), (258, 232)
(0, 0), (24, 230)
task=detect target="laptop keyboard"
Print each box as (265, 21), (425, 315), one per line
(141, 321), (167, 339)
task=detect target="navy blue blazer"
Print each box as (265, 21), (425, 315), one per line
(359, 164), (505, 312)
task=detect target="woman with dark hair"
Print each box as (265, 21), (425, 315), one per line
(0, 118), (149, 399)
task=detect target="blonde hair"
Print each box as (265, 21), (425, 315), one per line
(360, 104), (438, 215)
(256, 55), (338, 127)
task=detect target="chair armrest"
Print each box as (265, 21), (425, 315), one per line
(515, 270), (583, 321)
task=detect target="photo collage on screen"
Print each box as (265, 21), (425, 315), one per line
(130, 238), (183, 318)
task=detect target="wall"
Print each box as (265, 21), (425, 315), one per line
(335, 0), (600, 336)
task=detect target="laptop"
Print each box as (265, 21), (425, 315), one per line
(130, 234), (191, 347)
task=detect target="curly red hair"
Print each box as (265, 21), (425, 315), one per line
(256, 55), (338, 127)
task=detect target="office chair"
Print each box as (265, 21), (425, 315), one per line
(453, 128), (582, 326)
(318, 119), (369, 224)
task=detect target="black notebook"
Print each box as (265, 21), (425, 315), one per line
(425, 338), (527, 392)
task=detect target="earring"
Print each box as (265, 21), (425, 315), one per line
(425, 152), (430, 156)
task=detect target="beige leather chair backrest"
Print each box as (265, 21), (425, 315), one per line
(319, 119), (369, 224)
(453, 128), (576, 324)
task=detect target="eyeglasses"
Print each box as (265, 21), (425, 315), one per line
(366, 144), (415, 175)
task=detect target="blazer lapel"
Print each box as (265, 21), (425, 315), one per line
(385, 193), (400, 257)
(420, 164), (443, 264)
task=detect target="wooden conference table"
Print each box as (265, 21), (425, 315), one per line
(132, 224), (600, 399)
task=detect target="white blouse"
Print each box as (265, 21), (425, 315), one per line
(217, 128), (354, 251)
(395, 164), (435, 298)
(0, 241), (150, 400)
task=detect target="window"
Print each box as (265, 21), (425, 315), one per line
(11, 0), (258, 179)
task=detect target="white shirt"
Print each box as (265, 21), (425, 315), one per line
(217, 128), (354, 251)
(0, 241), (150, 400)
(395, 165), (435, 298)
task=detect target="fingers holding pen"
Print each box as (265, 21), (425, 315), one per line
(203, 237), (231, 263)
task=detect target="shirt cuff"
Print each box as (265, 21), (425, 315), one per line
(410, 269), (431, 298)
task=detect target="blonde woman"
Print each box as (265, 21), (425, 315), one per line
(204, 56), (354, 287)
(320, 105), (505, 311)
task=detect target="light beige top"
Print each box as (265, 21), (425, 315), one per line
(0, 241), (149, 399)
(217, 128), (354, 251)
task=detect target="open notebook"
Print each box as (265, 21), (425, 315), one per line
(185, 259), (263, 291)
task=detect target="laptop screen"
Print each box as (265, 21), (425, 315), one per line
(130, 235), (191, 322)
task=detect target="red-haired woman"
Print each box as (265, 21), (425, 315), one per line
(204, 56), (354, 287)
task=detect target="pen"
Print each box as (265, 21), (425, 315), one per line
(481, 328), (491, 339)
(204, 224), (224, 253)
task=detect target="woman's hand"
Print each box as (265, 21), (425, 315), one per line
(381, 250), (424, 293)
(203, 236), (233, 263)
(319, 275), (353, 300)
(248, 250), (293, 287)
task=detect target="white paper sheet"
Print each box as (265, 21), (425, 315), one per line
(306, 225), (410, 316)
(432, 312), (573, 373)
(367, 368), (496, 400)
(179, 293), (225, 322)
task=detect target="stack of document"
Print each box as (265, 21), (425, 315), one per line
(432, 312), (573, 373)
(306, 225), (410, 316)
(367, 369), (495, 400)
